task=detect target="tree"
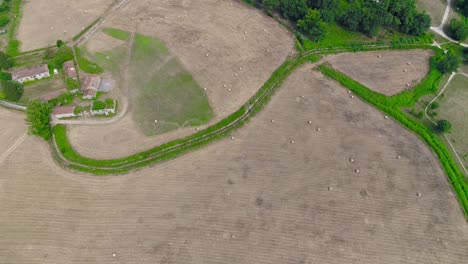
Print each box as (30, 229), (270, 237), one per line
(25, 101), (53, 140)
(0, 50), (13, 70)
(437, 120), (452, 133)
(1, 80), (23, 101)
(434, 50), (461, 73)
(448, 18), (468, 41)
(408, 12), (431, 36)
(297, 9), (326, 41)
(279, 0), (308, 21)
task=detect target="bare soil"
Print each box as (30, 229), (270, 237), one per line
(1, 66), (467, 263)
(17, 0), (114, 51)
(326, 50), (433, 96)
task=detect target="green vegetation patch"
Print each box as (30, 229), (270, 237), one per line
(129, 34), (213, 135)
(102, 27), (131, 41)
(75, 47), (104, 74)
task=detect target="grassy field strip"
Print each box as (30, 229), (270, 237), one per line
(319, 65), (468, 218)
(424, 72), (468, 177)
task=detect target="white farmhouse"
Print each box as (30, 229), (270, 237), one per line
(12, 64), (50, 83)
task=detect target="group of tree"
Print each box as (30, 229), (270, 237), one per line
(26, 101), (53, 140)
(1, 79), (23, 101)
(432, 50), (461, 73)
(456, 0), (468, 17)
(448, 18), (468, 41)
(251, 0), (431, 41)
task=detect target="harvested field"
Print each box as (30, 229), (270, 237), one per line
(1, 66), (467, 263)
(0, 108), (26, 160)
(326, 50), (433, 96)
(17, 0), (114, 51)
(67, 0), (293, 158)
(416, 0), (447, 26)
(104, 0), (294, 117)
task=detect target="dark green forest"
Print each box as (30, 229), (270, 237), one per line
(245, 0), (431, 41)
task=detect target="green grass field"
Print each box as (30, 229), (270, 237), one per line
(129, 34), (213, 135)
(102, 27), (131, 41)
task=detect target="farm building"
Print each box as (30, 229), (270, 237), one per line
(12, 64), (50, 83)
(63, 61), (77, 80)
(52, 106), (76, 119)
(81, 75), (101, 99)
(40, 89), (66, 101)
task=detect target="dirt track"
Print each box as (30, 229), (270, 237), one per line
(1, 66), (467, 263)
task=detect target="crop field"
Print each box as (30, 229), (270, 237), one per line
(416, 0), (447, 26)
(104, 0), (294, 117)
(326, 50), (433, 96)
(432, 74), (468, 171)
(66, 0), (293, 158)
(1, 65), (467, 263)
(16, 0), (114, 51)
(0, 108), (26, 159)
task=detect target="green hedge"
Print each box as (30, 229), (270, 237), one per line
(319, 65), (468, 218)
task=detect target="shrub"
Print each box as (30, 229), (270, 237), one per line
(430, 101), (440, 110)
(437, 120), (452, 133)
(1, 79), (22, 101)
(448, 18), (468, 41)
(0, 14), (9, 27)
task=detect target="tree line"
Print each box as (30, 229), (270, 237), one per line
(245, 0), (431, 41)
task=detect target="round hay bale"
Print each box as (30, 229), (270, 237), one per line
(355, 169), (360, 173)
(416, 193), (422, 197)
(349, 158), (354, 162)
(328, 186), (332, 191)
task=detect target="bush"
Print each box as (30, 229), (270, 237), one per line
(0, 14), (9, 27)
(448, 18), (468, 41)
(437, 119), (452, 133)
(1, 79), (22, 101)
(430, 101), (440, 110)
(433, 50), (461, 73)
(92, 100), (105, 111)
(0, 71), (11, 80)
(0, 50), (13, 70)
(26, 101), (53, 140)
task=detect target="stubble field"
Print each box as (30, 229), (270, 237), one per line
(66, 0), (294, 159)
(1, 65), (467, 263)
(326, 50), (433, 96)
(17, 0), (114, 51)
